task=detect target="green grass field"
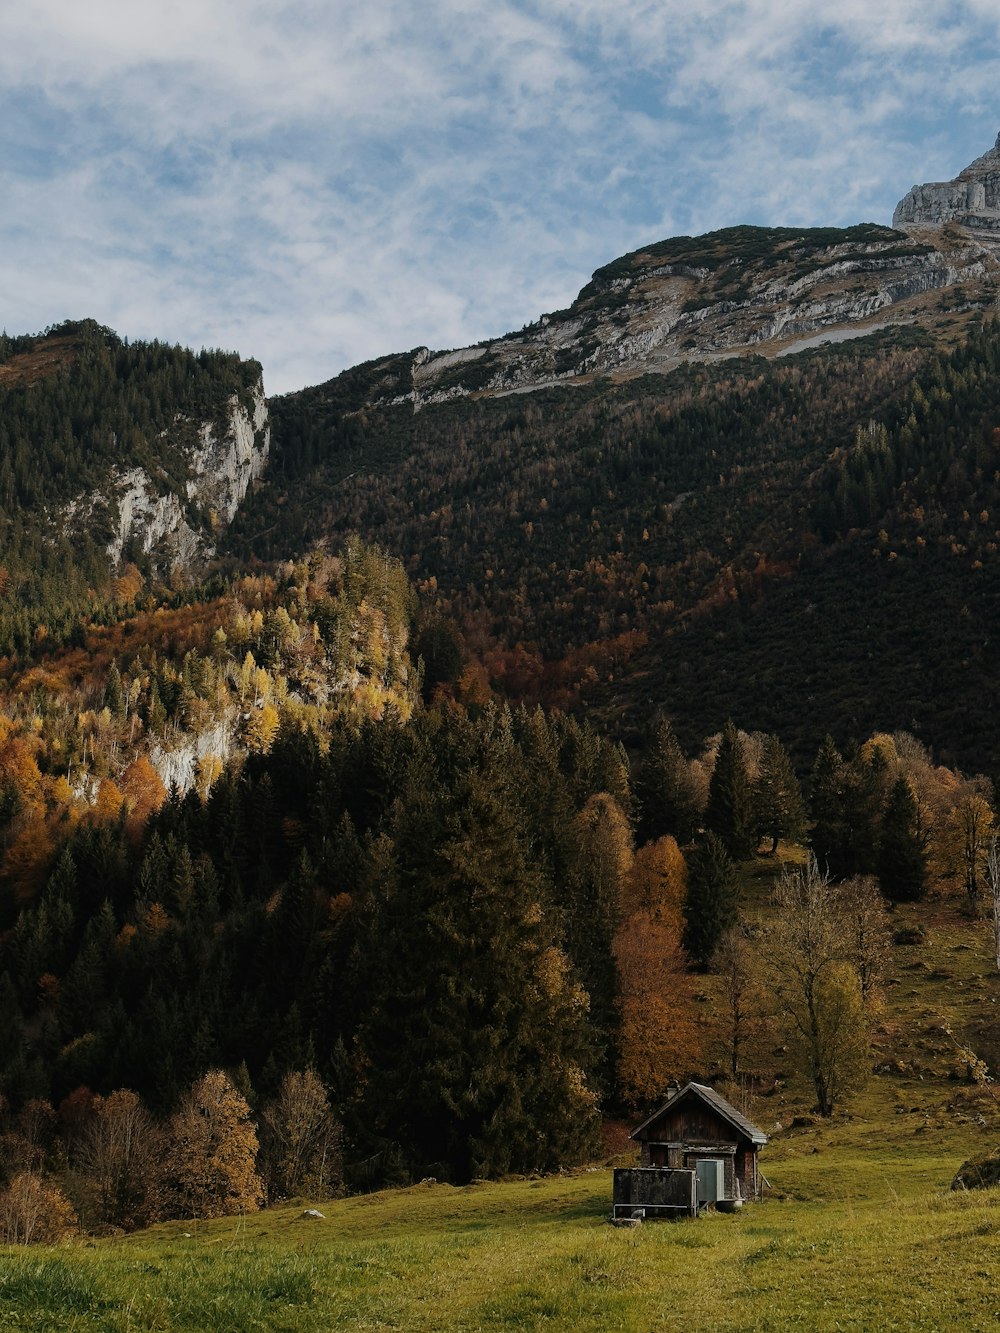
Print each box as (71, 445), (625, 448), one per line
(5, 893), (1000, 1331)
(2, 1119), (999, 1333)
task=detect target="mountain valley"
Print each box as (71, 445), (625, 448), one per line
(2, 136), (1000, 1274)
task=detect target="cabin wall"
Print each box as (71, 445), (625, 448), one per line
(650, 1103), (733, 1145)
(736, 1145), (757, 1199)
(682, 1149), (735, 1198)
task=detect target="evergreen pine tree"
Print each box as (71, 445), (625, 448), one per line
(566, 792), (631, 1093)
(877, 777), (927, 902)
(682, 832), (738, 968)
(754, 734), (807, 854)
(355, 769), (598, 1182)
(634, 716), (698, 845)
(705, 721), (755, 859)
(809, 736), (846, 877)
(103, 660), (125, 719)
(837, 748), (884, 878)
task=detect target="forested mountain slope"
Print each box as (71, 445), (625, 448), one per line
(0, 319), (268, 656)
(233, 309), (1000, 770)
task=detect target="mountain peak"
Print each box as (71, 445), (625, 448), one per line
(893, 133), (1000, 231)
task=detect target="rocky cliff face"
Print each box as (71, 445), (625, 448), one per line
(893, 132), (1000, 231)
(316, 220), (999, 415)
(70, 380), (270, 573)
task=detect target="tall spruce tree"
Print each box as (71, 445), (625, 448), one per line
(705, 721), (755, 859)
(682, 832), (738, 968)
(878, 777), (928, 902)
(753, 734), (807, 854)
(810, 736), (846, 877)
(355, 768), (598, 1182)
(634, 716), (699, 845)
(568, 791), (631, 1093)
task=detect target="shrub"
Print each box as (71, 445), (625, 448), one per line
(0, 1173), (77, 1244)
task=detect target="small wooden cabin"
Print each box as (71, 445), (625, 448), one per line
(613, 1082), (767, 1219)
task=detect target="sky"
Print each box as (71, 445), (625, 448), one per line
(1, 2), (998, 395)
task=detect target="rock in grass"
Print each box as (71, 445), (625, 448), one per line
(894, 925), (927, 946)
(952, 1152), (1000, 1190)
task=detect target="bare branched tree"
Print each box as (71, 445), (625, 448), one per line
(75, 1089), (159, 1230)
(839, 875), (892, 1009)
(260, 1069), (342, 1202)
(987, 835), (1000, 973)
(766, 858), (870, 1116)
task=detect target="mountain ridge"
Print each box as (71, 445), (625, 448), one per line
(276, 221), (997, 416)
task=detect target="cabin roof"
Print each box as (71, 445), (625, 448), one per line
(630, 1081), (768, 1147)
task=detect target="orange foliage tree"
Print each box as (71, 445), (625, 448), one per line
(614, 907), (702, 1106)
(120, 755), (167, 838)
(620, 836), (687, 925)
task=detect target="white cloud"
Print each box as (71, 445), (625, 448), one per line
(0, 1), (997, 392)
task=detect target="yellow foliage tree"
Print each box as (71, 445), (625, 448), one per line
(620, 835), (687, 925)
(196, 754), (224, 802)
(161, 1070), (263, 1220)
(120, 755), (167, 838)
(260, 1070), (342, 1202)
(936, 783), (996, 911)
(244, 703), (280, 755)
(575, 791), (634, 909)
(93, 778), (125, 822)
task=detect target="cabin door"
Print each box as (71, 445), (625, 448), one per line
(695, 1158), (725, 1204)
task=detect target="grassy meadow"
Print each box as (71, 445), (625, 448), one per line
(5, 889), (1000, 1331)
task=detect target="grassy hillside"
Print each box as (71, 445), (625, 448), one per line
(4, 882), (1000, 1330)
(1, 1092), (997, 1330)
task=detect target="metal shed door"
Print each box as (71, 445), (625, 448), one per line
(696, 1159), (725, 1204)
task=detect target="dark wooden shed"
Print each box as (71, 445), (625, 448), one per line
(613, 1082), (767, 1219)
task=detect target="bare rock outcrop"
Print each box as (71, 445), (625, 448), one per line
(65, 380), (270, 575)
(893, 132), (1000, 231)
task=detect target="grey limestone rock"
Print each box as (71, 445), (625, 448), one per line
(893, 132), (1000, 230)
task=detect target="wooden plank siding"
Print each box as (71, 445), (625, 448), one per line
(612, 1168), (698, 1219)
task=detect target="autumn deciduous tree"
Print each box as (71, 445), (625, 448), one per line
(839, 875), (891, 1009)
(120, 756), (167, 839)
(620, 835), (687, 925)
(74, 1088), (159, 1230)
(614, 909), (701, 1106)
(940, 783), (995, 913)
(0, 1172), (76, 1244)
(260, 1070), (342, 1202)
(244, 702), (280, 755)
(161, 1070), (263, 1219)
(767, 860), (871, 1116)
(711, 925), (763, 1079)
